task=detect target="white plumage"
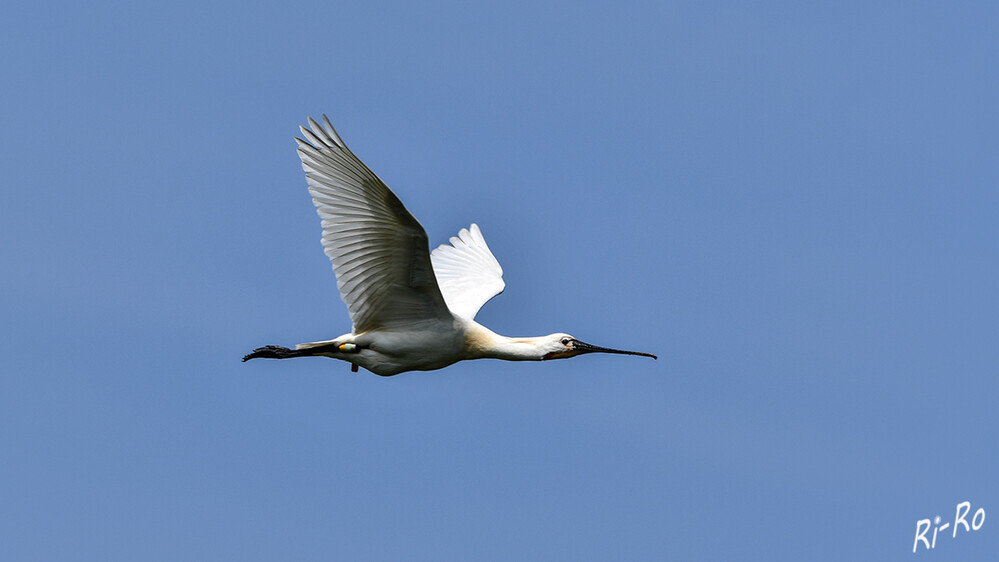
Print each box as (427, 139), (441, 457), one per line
(244, 115), (656, 376)
(430, 224), (505, 321)
(298, 116), (449, 333)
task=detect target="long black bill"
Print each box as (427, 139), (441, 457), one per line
(572, 339), (657, 360)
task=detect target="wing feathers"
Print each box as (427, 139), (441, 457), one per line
(298, 115), (451, 332)
(430, 224), (505, 320)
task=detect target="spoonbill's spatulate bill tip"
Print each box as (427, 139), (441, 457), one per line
(245, 115), (657, 376)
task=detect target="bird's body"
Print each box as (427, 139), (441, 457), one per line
(299, 318), (470, 376)
(244, 115), (656, 376)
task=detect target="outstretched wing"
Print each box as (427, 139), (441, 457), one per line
(430, 223), (505, 320)
(296, 115), (451, 333)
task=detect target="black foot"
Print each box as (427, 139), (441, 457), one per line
(242, 345), (296, 361)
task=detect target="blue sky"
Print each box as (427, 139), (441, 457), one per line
(2, 1), (996, 559)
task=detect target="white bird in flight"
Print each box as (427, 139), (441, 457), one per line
(243, 115), (657, 376)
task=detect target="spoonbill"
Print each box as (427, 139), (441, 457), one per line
(243, 115), (656, 376)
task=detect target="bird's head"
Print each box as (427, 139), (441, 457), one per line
(539, 333), (657, 361)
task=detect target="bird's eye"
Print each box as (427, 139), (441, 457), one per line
(561, 337), (571, 346)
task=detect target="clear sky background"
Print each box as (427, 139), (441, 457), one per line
(2, 1), (996, 560)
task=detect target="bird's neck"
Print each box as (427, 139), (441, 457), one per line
(464, 322), (546, 361)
